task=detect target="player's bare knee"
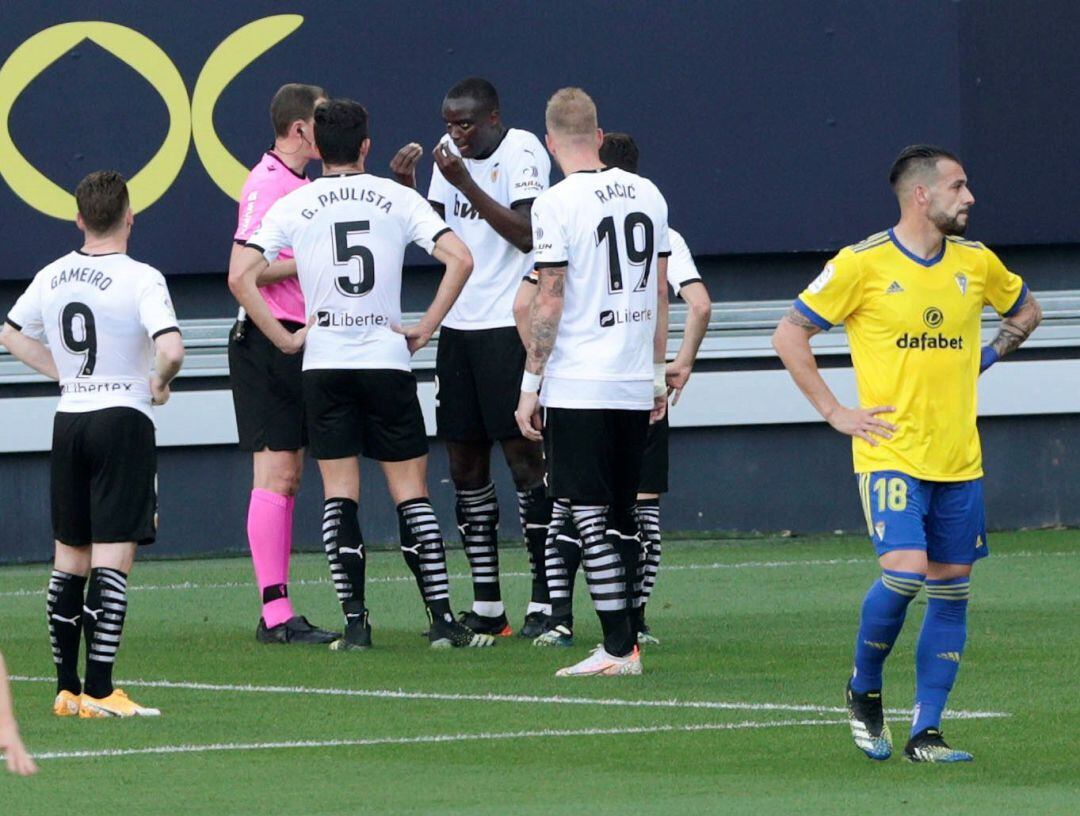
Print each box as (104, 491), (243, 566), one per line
(90, 542), (137, 573)
(54, 541), (91, 577)
(879, 548), (928, 575)
(926, 561), (972, 581)
(268, 462), (303, 497)
(385, 474), (428, 506)
(254, 449), (303, 496)
(447, 441), (492, 489)
(380, 456), (430, 505)
(501, 437), (544, 490)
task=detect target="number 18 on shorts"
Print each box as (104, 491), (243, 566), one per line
(856, 471), (989, 565)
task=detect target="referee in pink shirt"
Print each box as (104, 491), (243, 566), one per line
(226, 84), (339, 645)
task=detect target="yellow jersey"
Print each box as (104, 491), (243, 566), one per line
(796, 229), (1026, 481)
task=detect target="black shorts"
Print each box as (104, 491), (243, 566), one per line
(303, 369), (429, 461)
(638, 413), (669, 494)
(228, 319), (307, 452)
(51, 408), (157, 547)
(435, 326), (525, 442)
(543, 407), (650, 506)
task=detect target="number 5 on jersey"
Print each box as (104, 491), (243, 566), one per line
(333, 221), (375, 297)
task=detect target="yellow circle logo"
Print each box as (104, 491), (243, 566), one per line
(0, 22), (190, 219)
(923, 307), (944, 329)
(191, 15), (305, 200)
(0, 16), (304, 219)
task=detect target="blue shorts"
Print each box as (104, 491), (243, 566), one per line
(856, 471), (988, 565)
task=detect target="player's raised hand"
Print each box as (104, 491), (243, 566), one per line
(515, 390), (543, 441)
(432, 143), (470, 189)
(390, 142), (424, 188)
(665, 360), (692, 405)
(150, 374), (171, 406)
(394, 322), (434, 355)
(825, 404), (896, 446)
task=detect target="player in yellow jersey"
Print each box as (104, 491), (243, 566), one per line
(772, 145), (1042, 763)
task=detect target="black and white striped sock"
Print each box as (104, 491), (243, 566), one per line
(397, 498), (452, 621)
(47, 569), (86, 694)
(456, 483), (502, 614)
(82, 567), (128, 699)
(634, 500), (662, 610)
(571, 504), (633, 657)
(544, 499), (578, 627)
(323, 498), (367, 619)
(517, 486), (552, 614)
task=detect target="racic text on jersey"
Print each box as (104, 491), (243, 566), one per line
(594, 182), (636, 204)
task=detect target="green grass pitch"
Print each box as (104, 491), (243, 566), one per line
(1, 530), (1077, 814)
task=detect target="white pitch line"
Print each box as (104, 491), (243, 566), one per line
(0, 574), (418, 599)
(10, 675), (1009, 720)
(0, 549), (1072, 599)
(24, 719), (839, 761)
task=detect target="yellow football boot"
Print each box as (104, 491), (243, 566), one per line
(53, 690), (81, 717)
(79, 689), (161, 718)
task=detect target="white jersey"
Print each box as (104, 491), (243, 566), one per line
(668, 228), (702, 297)
(248, 172), (451, 371)
(531, 167), (670, 410)
(6, 251), (179, 420)
(428, 128), (549, 330)
(524, 226), (701, 298)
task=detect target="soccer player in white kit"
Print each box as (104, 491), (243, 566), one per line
(516, 133), (713, 649)
(230, 99), (493, 649)
(515, 89), (671, 677)
(595, 133), (711, 644)
(391, 78), (553, 639)
(1, 171), (184, 716)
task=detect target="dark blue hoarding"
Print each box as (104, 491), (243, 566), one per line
(1, 1), (1078, 280)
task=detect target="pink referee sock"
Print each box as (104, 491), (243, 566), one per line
(282, 494), (296, 586)
(248, 488), (296, 628)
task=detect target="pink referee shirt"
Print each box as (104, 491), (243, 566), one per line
(234, 151), (308, 324)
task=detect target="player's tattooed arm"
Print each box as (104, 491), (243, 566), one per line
(525, 266), (566, 375)
(781, 306), (823, 337)
(772, 309), (896, 446)
(990, 290), (1042, 359)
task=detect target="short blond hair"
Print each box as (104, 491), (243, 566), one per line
(545, 87), (598, 138)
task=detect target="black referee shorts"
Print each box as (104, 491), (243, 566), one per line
(435, 325), (525, 442)
(51, 407), (157, 547)
(228, 319), (307, 452)
(638, 413), (669, 494)
(543, 407), (650, 506)
(303, 369), (429, 462)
